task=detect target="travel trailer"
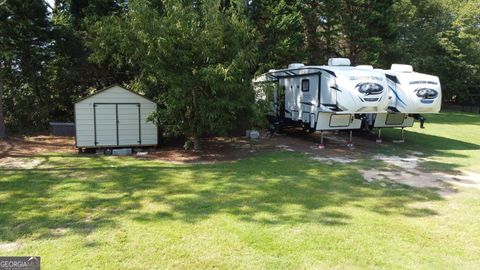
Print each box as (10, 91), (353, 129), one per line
(253, 58), (389, 147)
(364, 64), (442, 142)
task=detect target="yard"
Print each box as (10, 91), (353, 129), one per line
(1, 111), (480, 269)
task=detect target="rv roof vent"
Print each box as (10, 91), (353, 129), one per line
(288, 63), (305, 69)
(268, 69), (277, 72)
(391, 64), (413, 72)
(328, 58), (351, 66)
(356, 65), (374, 70)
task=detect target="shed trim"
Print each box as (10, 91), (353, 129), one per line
(75, 84), (156, 104)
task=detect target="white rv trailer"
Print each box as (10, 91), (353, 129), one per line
(365, 64), (442, 141)
(253, 58), (389, 146)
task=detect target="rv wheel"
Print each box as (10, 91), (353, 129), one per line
(104, 148), (113, 155)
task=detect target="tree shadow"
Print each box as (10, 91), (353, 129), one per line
(0, 153), (445, 243)
(367, 128), (478, 175)
(371, 129), (479, 152)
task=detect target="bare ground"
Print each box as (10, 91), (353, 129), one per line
(0, 128), (377, 162)
(0, 135), (76, 158)
(0, 242), (22, 252)
(360, 154), (480, 196)
(1, 130), (479, 195)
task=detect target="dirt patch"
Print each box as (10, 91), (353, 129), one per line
(361, 154), (480, 196)
(2, 132), (478, 196)
(0, 128), (380, 164)
(0, 135), (76, 158)
(144, 129), (369, 163)
(143, 137), (270, 164)
(311, 156), (357, 164)
(371, 154), (421, 169)
(0, 242), (22, 252)
(0, 157), (43, 169)
(0, 129), (387, 164)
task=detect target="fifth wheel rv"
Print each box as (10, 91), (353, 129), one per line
(253, 58), (389, 147)
(364, 64), (442, 142)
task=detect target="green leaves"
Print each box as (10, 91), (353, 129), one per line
(89, 0), (258, 143)
(2, 0), (480, 136)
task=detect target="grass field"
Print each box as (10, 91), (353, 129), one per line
(1, 111), (480, 269)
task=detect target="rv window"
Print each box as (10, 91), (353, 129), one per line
(301, 79), (310, 92)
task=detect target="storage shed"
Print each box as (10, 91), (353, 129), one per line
(75, 84), (157, 149)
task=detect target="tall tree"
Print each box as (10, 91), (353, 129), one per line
(392, 0), (480, 101)
(334, 0), (397, 65)
(0, 0), (51, 134)
(0, 79), (5, 139)
(46, 0), (128, 122)
(300, 0), (343, 64)
(249, 0), (306, 72)
(89, 0), (258, 149)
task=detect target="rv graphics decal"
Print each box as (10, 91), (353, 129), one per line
(349, 76), (383, 81)
(355, 82), (384, 96)
(415, 88), (438, 99)
(388, 85), (407, 106)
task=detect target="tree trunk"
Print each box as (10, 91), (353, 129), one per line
(191, 86), (201, 150)
(0, 80), (6, 139)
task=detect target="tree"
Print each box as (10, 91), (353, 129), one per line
(392, 0), (480, 101)
(249, 0), (306, 72)
(89, 0), (258, 149)
(0, 79), (5, 139)
(46, 0), (129, 123)
(332, 0), (398, 65)
(0, 0), (51, 135)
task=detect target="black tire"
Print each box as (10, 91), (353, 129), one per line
(104, 148), (113, 155)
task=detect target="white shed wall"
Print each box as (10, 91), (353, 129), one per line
(75, 86), (158, 148)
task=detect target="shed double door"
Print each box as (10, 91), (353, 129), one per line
(94, 103), (141, 146)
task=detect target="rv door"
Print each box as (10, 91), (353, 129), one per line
(277, 83), (286, 118)
(282, 79), (293, 119)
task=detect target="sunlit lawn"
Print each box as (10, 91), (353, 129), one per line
(1, 111), (479, 269)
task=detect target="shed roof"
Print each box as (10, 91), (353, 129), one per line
(74, 84), (156, 104)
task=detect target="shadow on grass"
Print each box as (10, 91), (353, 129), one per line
(427, 112), (480, 125)
(0, 152), (445, 243)
(367, 129), (479, 174)
(372, 129), (479, 152)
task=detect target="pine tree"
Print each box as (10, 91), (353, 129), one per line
(249, 0), (306, 72)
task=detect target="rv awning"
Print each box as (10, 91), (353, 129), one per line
(266, 68), (335, 80)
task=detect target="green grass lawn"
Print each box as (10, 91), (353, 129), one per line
(1, 111), (480, 269)
(379, 111), (480, 172)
